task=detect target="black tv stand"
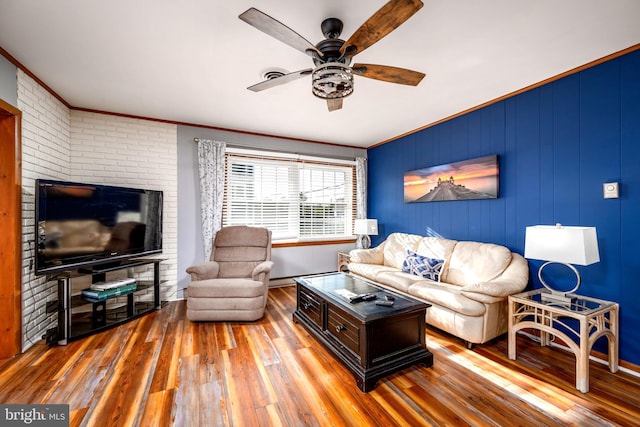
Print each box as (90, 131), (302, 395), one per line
(57, 258), (164, 345)
(77, 258), (157, 273)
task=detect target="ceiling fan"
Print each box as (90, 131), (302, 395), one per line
(239, 0), (426, 112)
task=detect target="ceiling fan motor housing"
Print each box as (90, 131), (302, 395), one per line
(321, 17), (343, 39)
(313, 18), (351, 66)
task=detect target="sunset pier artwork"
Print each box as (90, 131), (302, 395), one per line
(404, 155), (499, 203)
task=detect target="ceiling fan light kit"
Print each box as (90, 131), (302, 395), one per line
(311, 63), (354, 100)
(239, 0), (425, 111)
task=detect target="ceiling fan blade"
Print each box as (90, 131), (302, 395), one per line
(352, 63), (425, 86)
(327, 98), (343, 112)
(247, 69), (313, 92)
(340, 0), (423, 58)
(239, 8), (323, 58)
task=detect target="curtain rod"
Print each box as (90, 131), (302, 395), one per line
(193, 138), (360, 163)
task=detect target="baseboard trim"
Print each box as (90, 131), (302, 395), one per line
(269, 277), (296, 288)
(269, 272), (335, 288)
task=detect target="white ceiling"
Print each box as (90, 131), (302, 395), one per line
(1, 0), (639, 148)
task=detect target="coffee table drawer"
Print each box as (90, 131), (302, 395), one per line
(298, 287), (323, 328)
(327, 305), (361, 357)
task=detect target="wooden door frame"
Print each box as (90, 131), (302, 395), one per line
(0, 98), (22, 359)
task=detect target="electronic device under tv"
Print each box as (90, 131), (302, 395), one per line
(35, 179), (163, 275)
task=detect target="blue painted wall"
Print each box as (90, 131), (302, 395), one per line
(368, 49), (640, 365)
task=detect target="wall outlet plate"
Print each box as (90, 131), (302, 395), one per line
(603, 182), (619, 199)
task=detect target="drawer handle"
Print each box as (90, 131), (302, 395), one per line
(302, 302), (311, 310)
(335, 325), (347, 333)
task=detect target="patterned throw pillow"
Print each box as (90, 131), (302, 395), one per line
(402, 250), (445, 282)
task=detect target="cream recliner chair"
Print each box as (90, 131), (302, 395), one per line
(185, 225), (274, 321)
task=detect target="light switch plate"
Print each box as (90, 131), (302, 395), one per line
(603, 182), (619, 199)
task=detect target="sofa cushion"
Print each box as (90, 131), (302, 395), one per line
(214, 225), (270, 248)
(374, 270), (427, 293)
(383, 233), (423, 269)
(187, 278), (264, 298)
(210, 226), (271, 278)
(416, 237), (457, 261)
(402, 250), (444, 282)
(446, 241), (513, 287)
(408, 281), (487, 317)
(347, 263), (397, 282)
(416, 237), (457, 282)
(460, 253), (529, 298)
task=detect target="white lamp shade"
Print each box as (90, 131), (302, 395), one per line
(354, 219), (378, 235)
(524, 225), (600, 265)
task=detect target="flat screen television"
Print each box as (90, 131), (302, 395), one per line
(35, 179), (163, 275)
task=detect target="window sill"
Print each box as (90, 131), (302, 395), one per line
(272, 238), (356, 249)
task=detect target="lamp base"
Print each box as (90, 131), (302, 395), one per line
(355, 234), (371, 249)
(541, 291), (577, 305)
(538, 261), (581, 304)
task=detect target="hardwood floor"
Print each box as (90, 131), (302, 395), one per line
(1, 285), (639, 426)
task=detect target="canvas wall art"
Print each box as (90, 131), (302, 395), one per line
(404, 155), (499, 202)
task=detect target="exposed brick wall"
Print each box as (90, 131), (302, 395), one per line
(69, 111), (178, 302)
(17, 71), (178, 351)
(18, 70), (71, 349)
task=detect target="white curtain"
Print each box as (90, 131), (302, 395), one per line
(356, 156), (367, 219)
(197, 139), (226, 260)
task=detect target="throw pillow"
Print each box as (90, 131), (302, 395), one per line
(402, 250), (444, 282)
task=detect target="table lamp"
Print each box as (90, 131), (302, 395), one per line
(354, 219), (378, 249)
(524, 224), (599, 303)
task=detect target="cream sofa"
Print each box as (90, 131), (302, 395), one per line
(348, 232), (529, 346)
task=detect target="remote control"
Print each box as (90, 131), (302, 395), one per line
(349, 292), (377, 303)
(375, 300), (394, 307)
(362, 293), (377, 301)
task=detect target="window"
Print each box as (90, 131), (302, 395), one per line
(223, 149), (356, 242)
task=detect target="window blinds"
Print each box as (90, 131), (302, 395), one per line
(223, 150), (355, 242)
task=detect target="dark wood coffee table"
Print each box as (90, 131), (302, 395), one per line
(293, 272), (433, 392)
